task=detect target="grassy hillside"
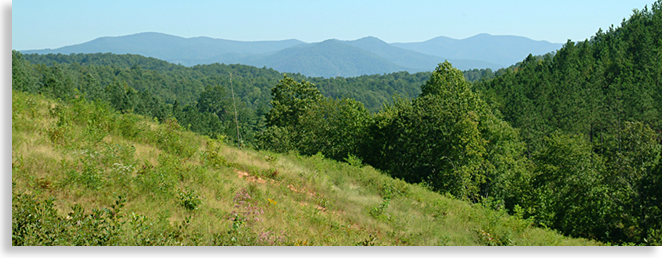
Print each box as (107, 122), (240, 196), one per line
(11, 89), (599, 246)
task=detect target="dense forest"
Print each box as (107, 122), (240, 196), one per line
(11, 1), (662, 246)
(469, 4), (662, 243)
(254, 1), (662, 245)
(14, 52), (436, 144)
(15, 51), (495, 145)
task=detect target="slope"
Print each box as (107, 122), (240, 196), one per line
(11, 89), (599, 246)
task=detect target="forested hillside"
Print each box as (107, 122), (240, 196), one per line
(255, 1), (662, 245)
(15, 51), (436, 145)
(20, 52), (435, 110)
(12, 0), (662, 247)
(466, 2), (662, 244)
(17, 50), (498, 147)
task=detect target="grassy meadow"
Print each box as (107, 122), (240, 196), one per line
(11, 89), (600, 246)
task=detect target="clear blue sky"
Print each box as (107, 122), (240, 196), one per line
(12, 0), (657, 50)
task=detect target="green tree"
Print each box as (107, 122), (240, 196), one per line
(366, 62), (528, 202)
(530, 132), (609, 240)
(12, 50), (37, 93)
(297, 97), (371, 161)
(196, 85), (232, 120)
(80, 71), (105, 102)
(42, 63), (75, 101)
(600, 122), (662, 243)
(265, 75), (324, 129)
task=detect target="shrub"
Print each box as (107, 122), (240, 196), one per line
(179, 187), (202, 211)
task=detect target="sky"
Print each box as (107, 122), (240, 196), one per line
(11, 0), (658, 51)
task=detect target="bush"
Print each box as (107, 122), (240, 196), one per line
(179, 187), (202, 211)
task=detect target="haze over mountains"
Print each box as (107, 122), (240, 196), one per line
(22, 32), (562, 78)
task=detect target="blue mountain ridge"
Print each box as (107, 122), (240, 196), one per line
(22, 32), (562, 78)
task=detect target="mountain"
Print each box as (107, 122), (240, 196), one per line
(22, 32), (306, 66)
(22, 32), (561, 77)
(343, 36), (501, 72)
(249, 39), (407, 78)
(392, 33), (562, 68)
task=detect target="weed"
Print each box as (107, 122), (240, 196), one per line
(230, 188), (264, 223)
(47, 124), (71, 146)
(152, 118), (197, 158)
(317, 197), (331, 209)
(85, 122), (107, 145)
(12, 193), (129, 246)
(427, 199), (449, 220)
(110, 162), (134, 188)
(35, 178), (52, 190)
(344, 154), (363, 167)
(474, 228), (512, 246)
(294, 239), (312, 246)
(260, 168), (280, 180)
(179, 187), (202, 211)
(378, 178), (409, 199)
(60, 157), (105, 190)
(257, 230), (287, 246)
(264, 153), (278, 163)
(116, 114), (143, 140)
(101, 143), (136, 167)
(369, 197), (391, 219)
(203, 138), (228, 168)
(355, 234), (378, 246)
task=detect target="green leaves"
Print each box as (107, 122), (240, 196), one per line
(259, 75), (371, 162)
(297, 97), (371, 161)
(530, 132), (609, 239)
(367, 62), (527, 202)
(420, 61), (471, 98)
(265, 75), (324, 129)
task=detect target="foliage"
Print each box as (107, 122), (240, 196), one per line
(297, 97), (371, 161)
(470, 1), (662, 244)
(179, 187), (202, 211)
(529, 132), (609, 239)
(11, 88), (597, 246)
(265, 75), (324, 128)
(364, 62), (528, 202)
(16, 3), (662, 244)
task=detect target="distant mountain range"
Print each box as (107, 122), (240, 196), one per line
(22, 32), (562, 78)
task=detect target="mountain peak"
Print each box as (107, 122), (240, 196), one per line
(351, 36), (387, 44)
(357, 36), (380, 41)
(469, 33), (492, 39)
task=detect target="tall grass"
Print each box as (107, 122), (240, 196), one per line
(11, 90), (601, 246)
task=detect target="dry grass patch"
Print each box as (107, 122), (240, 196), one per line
(133, 142), (162, 166)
